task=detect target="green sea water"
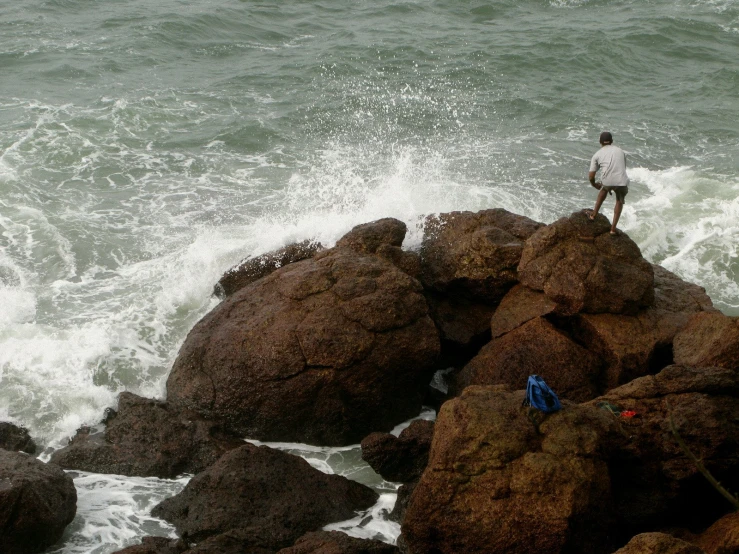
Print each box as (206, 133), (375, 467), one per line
(1, 0), (738, 551)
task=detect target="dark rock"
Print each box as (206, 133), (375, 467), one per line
(588, 365), (739, 532)
(215, 240), (322, 298)
(50, 392), (244, 478)
(360, 420), (434, 483)
(424, 292), (496, 355)
(0, 422), (36, 454)
(455, 316), (603, 401)
(152, 443), (378, 550)
(674, 312), (739, 370)
(389, 482), (415, 524)
(277, 531), (398, 553)
(419, 209), (543, 348)
(518, 210), (654, 315)
(0, 450), (77, 554)
(112, 536), (188, 554)
(694, 511), (739, 554)
(335, 218), (407, 254)
(488, 284), (557, 339)
(569, 265), (717, 389)
(167, 246), (440, 446)
(400, 386), (622, 554)
(613, 533), (706, 554)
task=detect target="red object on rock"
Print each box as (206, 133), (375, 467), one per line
(621, 410), (637, 418)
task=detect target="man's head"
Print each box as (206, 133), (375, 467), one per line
(599, 131), (613, 145)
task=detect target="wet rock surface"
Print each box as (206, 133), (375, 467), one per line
(50, 392), (244, 478)
(0, 450), (77, 554)
(360, 419), (434, 483)
(518, 210), (655, 315)
(673, 312), (739, 370)
(152, 443), (378, 550)
(277, 531), (398, 553)
(0, 422), (36, 454)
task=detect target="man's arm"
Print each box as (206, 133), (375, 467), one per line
(588, 171), (602, 189)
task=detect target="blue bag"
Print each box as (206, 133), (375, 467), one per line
(523, 375), (562, 414)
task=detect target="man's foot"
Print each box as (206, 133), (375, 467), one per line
(609, 229), (619, 236)
(584, 210), (596, 221)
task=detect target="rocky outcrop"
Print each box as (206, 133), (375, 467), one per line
(419, 209), (543, 348)
(360, 419), (434, 483)
(167, 229), (440, 445)
(50, 392), (244, 478)
(112, 537), (187, 554)
(277, 531), (398, 553)
(400, 386), (623, 554)
(488, 284), (557, 339)
(455, 316), (602, 401)
(152, 443), (378, 550)
(613, 533), (705, 554)
(215, 240), (322, 298)
(0, 450), (77, 554)
(673, 312), (739, 370)
(589, 365), (739, 531)
(694, 511), (739, 554)
(0, 422), (36, 454)
(518, 211), (654, 315)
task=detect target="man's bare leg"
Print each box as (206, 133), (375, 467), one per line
(589, 188), (608, 220)
(611, 200), (624, 234)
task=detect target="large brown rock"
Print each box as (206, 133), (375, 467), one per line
(570, 265), (716, 389)
(588, 365), (739, 531)
(360, 419), (434, 483)
(50, 392), (244, 478)
(0, 422), (36, 454)
(400, 386), (622, 554)
(0, 450), (77, 554)
(336, 218), (406, 254)
(112, 537), (187, 554)
(695, 511), (739, 554)
(673, 312), (739, 370)
(455, 316), (603, 401)
(518, 210), (654, 315)
(489, 284), (557, 339)
(277, 531), (398, 553)
(152, 444), (378, 551)
(419, 209), (543, 347)
(613, 533), (705, 554)
(167, 243), (440, 446)
(215, 240), (323, 299)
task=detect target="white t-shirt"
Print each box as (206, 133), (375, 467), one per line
(589, 144), (630, 187)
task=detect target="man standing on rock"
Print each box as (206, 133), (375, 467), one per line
(587, 131), (630, 235)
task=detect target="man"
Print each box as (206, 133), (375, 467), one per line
(587, 131), (629, 235)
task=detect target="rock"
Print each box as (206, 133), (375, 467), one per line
(419, 209), (543, 347)
(455, 316), (603, 402)
(674, 312), (739, 370)
(0, 450), (77, 554)
(400, 386), (622, 554)
(277, 531), (398, 553)
(0, 422), (36, 454)
(112, 537), (187, 554)
(152, 444), (378, 550)
(167, 246), (440, 446)
(215, 240), (322, 298)
(360, 419), (434, 483)
(50, 392), (244, 478)
(570, 265), (717, 389)
(613, 533), (706, 554)
(695, 511), (739, 554)
(589, 365), (739, 532)
(518, 210), (654, 315)
(335, 218), (406, 254)
(389, 482), (415, 523)
(489, 284), (557, 339)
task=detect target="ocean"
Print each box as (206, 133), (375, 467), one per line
(1, 0), (737, 551)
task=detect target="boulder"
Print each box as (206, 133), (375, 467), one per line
(389, 482), (415, 524)
(112, 533), (276, 554)
(360, 419), (434, 483)
(570, 265), (716, 389)
(167, 244), (440, 446)
(335, 218), (406, 254)
(419, 209), (543, 347)
(112, 537), (187, 554)
(489, 284), (557, 339)
(518, 210), (654, 315)
(613, 533), (706, 554)
(455, 317), (603, 402)
(0, 422), (36, 454)
(695, 511), (739, 554)
(588, 365), (739, 531)
(277, 531), (398, 553)
(215, 240), (322, 298)
(0, 450), (77, 554)
(400, 386), (623, 554)
(152, 444), (378, 550)
(50, 392), (244, 478)
(674, 312), (739, 370)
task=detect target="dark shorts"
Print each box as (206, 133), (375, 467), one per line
(604, 186), (628, 203)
